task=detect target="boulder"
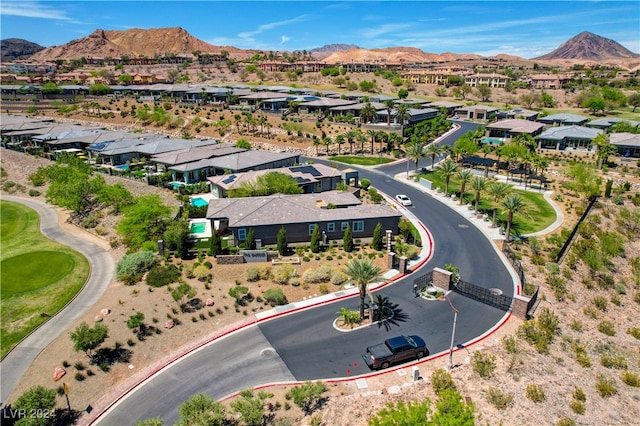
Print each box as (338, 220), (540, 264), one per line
(205, 298), (215, 306)
(53, 366), (66, 381)
(164, 320), (174, 329)
(100, 308), (111, 316)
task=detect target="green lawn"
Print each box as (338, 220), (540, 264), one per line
(419, 170), (556, 235)
(328, 155), (396, 166)
(0, 201), (89, 359)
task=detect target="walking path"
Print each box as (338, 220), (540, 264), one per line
(0, 196), (114, 403)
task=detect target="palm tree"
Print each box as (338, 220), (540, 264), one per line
(457, 169), (474, 205)
(344, 258), (383, 320)
(360, 102), (377, 124)
(345, 129), (357, 155)
(426, 143), (446, 170)
(405, 141), (426, 178)
(335, 134), (345, 155)
(366, 129), (377, 154)
(502, 194), (527, 241)
(377, 130), (388, 154)
(486, 181), (512, 227)
(356, 130), (368, 155)
(471, 176), (487, 213)
(436, 159), (459, 195)
(387, 133), (403, 152)
(394, 104), (411, 137)
(383, 99), (395, 126)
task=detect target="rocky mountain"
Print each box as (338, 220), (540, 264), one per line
(321, 46), (483, 64)
(310, 44), (360, 60)
(535, 31), (639, 61)
(28, 27), (256, 61)
(0, 38), (45, 61)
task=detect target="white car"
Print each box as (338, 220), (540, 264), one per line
(395, 194), (412, 206)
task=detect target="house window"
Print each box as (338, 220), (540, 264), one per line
(341, 222), (349, 232)
(327, 222), (335, 233)
(237, 228), (247, 240)
(308, 224), (317, 235)
(315, 182), (322, 191)
(353, 221), (364, 233)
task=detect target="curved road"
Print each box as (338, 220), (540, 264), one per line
(96, 121), (517, 424)
(0, 196), (114, 403)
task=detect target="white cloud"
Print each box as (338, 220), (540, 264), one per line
(1, 1), (73, 21)
(360, 23), (415, 39)
(280, 35), (290, 45)
(237, 15), (312, 39)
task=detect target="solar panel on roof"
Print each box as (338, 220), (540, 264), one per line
(90, 142), (107, 150)
(222, 175), (237, 184)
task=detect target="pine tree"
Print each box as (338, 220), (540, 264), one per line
(310, 224), (320, 253)
(371, 222), (384, 251)
(245, 228), (255, 250)
(277, 226), (287, 256)
(343, 225), (354, 252)
(209, 231), (222, 256)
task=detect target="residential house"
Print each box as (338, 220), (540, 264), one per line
(485, 119), (545, 143)
(207, 163), (344, 198)
(537, 125), (603, 151)
(525, 73), (572, 89)
(150, 143), (245, 173)
(496, 108), (539, 121)
(464, 73), (510, 88)
(585, 117), (640, 131)
(206, 191), (402, 245)
(610, 133), (640, 158)
(454, 105), (499, 120)
(537, 113), (589, 127)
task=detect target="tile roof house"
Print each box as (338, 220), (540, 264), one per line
(585, 117), (640, 130)
(206, 191), (402, 245)
(537, 113), (589, 126)
(610, 133), (640, 158)
(486, 119), (546, 141)
(207, 163), (344, 198)
(150, 143), (245, 171)
(537, 125), (603, 151)
(454, 105), (500, 120)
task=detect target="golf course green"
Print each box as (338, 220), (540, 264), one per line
(1, 200), (89, 359)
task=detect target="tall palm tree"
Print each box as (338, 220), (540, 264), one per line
(366, 129), (377, 154)
(394, 104), (411, 137)
(502, 194), (527, 241)
(387, 133), (403, 152)
(486, 181), (512, 227)
(360, 102), (377, 124)
(471, 176), (487, 212)
(356, 130), (368, 155)
(457, 169), (474, 205)
(405, 141), (426, 178)
(322, 136), (332, 156)
(383, 99), (395, 126)
(345, 129), (357, 155)
(426, 143), (446, 170)
(377, 130), (388, 154)
(436, 159), (459, 195)
(344, 258), (383, 320)
(335, 134), (345, 155)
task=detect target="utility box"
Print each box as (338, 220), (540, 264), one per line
(411, 366), (420, 382)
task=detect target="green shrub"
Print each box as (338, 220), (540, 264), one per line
(229, 285), (248, 300)
(116, 250), (156, 281)
(484, 387), (513, 410)
(592, 296), (607, 311)
(574, 344), (592, 368)
(431, 368), (456, 395)
(595, 375), (617, 397)
(573, 387), (586, 402)
(556, 418), (576, 426)
(302, 265), (333, 283)
(146, 264), (181, 287)
(502, 335), (519, 354)
(597, 320), (616, 336)
(569, 320), (583, 332)
(525, 384), (545, 402)
(272, 264), (297, 285)
(74, 372), (85, 381)
(319, 284), (329, 294)
(28, 189), (41, 197)
(330, 270), (349, 286)
(626, 327), (640, 340)
(472, 352), (496, 378)
(245, 265), (262, 281)
(620, 371), (640, 387)
(263, 288), (288, 306)
(600, 354), (627, 370)
(583, 307), (599, 319)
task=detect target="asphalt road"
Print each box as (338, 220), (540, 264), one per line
(95, 120), (515, 425)
(0, 196), (114, 404)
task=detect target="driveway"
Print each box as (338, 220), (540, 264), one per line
(0, 196), (114, 403)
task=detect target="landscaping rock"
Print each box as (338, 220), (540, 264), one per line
(164, 320), (174, 329)
(100, 308), (111, 316)
(52, 366), (66, 381)
(205, 298), (215, 306)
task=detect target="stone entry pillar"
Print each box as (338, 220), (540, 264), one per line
(432, 267), (452, 289)
(387, 252), (396, 269)
(398, 256), (408, 275)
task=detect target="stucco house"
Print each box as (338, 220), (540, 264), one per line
(537, 113), (589, 127)
(485, 119), (545, 143)
(537, 125), (603, 151)
(205, 191), (402, 246)
(454, 105), (499, 120)
(610, 133), (640, 158)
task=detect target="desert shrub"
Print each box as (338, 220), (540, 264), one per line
(569, 320), (583, 332)
(556, 418), (576, 426)
(574, 344), (592, 368)
(285, 381), (327, 414)
(74, 372), (85, 381)
(116, 250), (156, 282)
(472, 352), (496, 378)
(193, 264), (211, 281)
(431, 368), (456, 395)
(592, 296), (608, 311)
(621, 371), (640, 387)
(518, 308), (559, 354)
(263, 288), (288, 306)
(621, 326), (640, 342)
(272, 264), (297, 285)
(484, 387), (513, 410)
(600, 354), (627, 370)
(502, 335), (519, 354)
(229, 285), (249, 301)
(330, 270), (349, 286)
(28, 189), (41, 197)
(583, 307), (599, 319)
(258, 266), (271, 280)
(245, 265), (262, 282)
(302, 265), (333, 283)
(146, 264), (181, 287)
(573, 387), (586, 401)
(595, 375), (617, 397)
(319, 284), (329, 294)
(570, 400), (585, 415)
(525, 384), (545, 402)
(598, 320), (616, 336)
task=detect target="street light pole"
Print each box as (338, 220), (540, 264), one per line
(446, 294), (459, 370)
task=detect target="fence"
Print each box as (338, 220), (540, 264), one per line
(502, 243), (526, 287)
(450, 279), (513, 312)
(555, 196), (599, 264)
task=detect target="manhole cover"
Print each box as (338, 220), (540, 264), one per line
(458, 224), (469, 228)
(260, 348), (275, 358)
(489, 288), (503, 296)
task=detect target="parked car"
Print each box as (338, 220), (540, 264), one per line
(362, 335), (428, 370)
(395, 194), (412, 206)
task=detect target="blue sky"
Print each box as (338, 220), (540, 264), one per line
(1, 1), (638, 59)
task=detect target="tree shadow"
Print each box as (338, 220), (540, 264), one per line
(91, 346), (133, 371)
(181, 297), (204, 313)
(377, 303), (409, 331)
